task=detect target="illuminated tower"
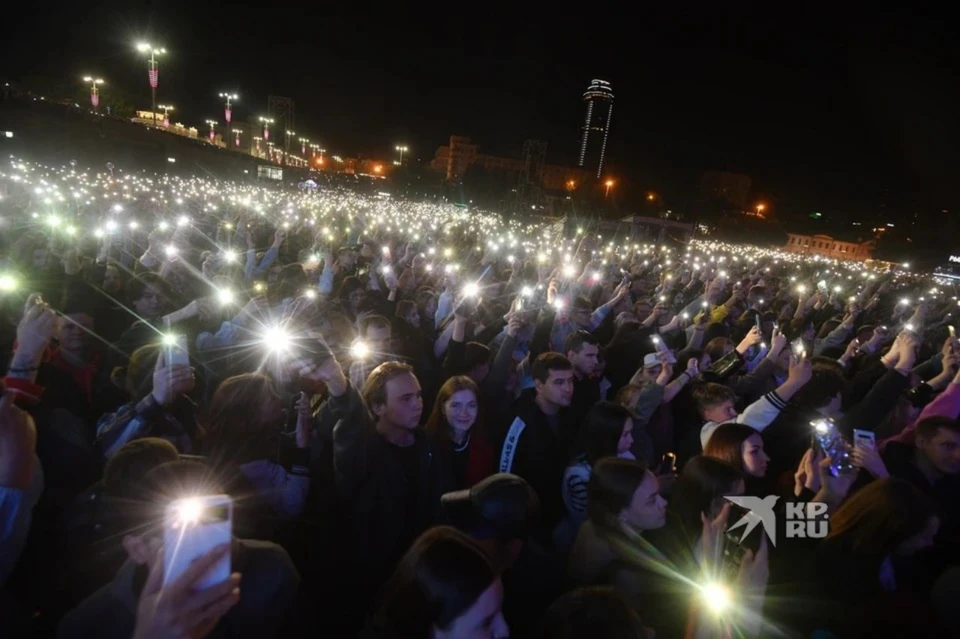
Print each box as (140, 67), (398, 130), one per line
(577, 79), (614, 179)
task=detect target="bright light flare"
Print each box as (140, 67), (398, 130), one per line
(173, 498), (203, 526)
(216, 288), (235, 305)
(700, 582), (732, 614)
(463, 282), (480, 297)
(261, 327), (292, 353)
(0, 274), (18, 292)
(351, 340), (370, 359)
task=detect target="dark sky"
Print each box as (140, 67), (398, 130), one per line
(5, 4), (960, 223)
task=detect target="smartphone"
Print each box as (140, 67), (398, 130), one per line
(853, 429), (876, 451)
(949, 325), (956, 339)
(167, 334), (190, 367)
(658, 452), (677, 476)
(514, 296), (525, 312)
(163, 495), (232, 589)
(755, 313), (762, 332)
(791, 339), (807, 360)
(811, 419), (855, 477)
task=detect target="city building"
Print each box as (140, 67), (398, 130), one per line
(130, 111), (198, 139)
(428, 135), (590, 191)
(577, 79), (614, 178)
(783, 233), (874, 260)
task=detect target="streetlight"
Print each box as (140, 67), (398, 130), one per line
(604, 178), (615, 198)
(232, 128), (243, 147)
(157, 104), (174, 128)
(318, 147), (326, 162)
(647, 192), (657, 202)
(82, 76), (105, 111)
(218, 92), (238, 124)
(136, 42), (166, 118)
(566, 180), (576, 191)
(259, 116), (274, 141)
(205, 119), (217, 142)
(395, 144), (409, 166)
(253, 136), (262, 155)
(299, 137), (309, 155)
(756, 203), (766, 217)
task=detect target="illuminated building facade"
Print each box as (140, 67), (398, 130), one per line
(577, 79), (614, 178)
(429, 135), (590, 191)
(784, 233), (874, 260)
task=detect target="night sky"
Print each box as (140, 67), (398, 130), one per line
(5, 4), (960, 224)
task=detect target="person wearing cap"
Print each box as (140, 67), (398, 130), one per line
(497, 352), (575, 544)
(442, 473), (562, 638)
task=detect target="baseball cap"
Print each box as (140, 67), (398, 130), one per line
(441, 473), (540, 540)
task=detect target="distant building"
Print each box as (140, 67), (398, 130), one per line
(428, 135), (590, 191)
(130, 111), (198, 139)
(784, 233), (874, 260)
(577, 79), (614, 178)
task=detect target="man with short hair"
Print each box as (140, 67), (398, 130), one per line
(498, 352), (575, 537)
(883, 416), (960, 552)
(304, 354), (452, 600)
(565, 330), (602, 439)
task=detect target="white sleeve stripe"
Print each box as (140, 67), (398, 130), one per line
(499, 417), (526, 473)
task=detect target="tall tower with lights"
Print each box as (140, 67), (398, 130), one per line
(577, 79), (614, 179)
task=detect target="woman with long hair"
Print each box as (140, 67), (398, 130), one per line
(702, 422), (771, 493)
(558, 402), (638, 548)
(424, 376), (495, 490)
(204, 373), (310, 519)
(363, 526), (509, 639)
(659, 455), (744, 553)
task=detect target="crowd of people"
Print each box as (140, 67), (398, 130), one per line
(1, 157), (960, 638)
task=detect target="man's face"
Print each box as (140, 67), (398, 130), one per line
(703, 400), (737, 424)
(379, 372), (423, 430)
(634, 303), (652, 322)
(535, 368), (574, 407)
(365, 325), (391, 353)
(58, 312), (94, 354)
(267, 265), (282, 287)
(340, 251), (358, 268)
(568, 343), (599, 378)
(621, 471), (667, 532)
(917, 428), (960, 476)
(134, 285), (165, 320)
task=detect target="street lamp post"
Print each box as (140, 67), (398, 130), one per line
(604, 179), (615, 198)
(157, 104), (174, 128)
(218, 92), (238, 125)
(318, 147), (326, 162)
(259, 117), (274, 141)
(205, 120), (217, 143)
(299, 137), (309, 156)
(394, 144), (408, 166)
(253, 136), (262, 156)
(756, 203), (766, 217)
(232, 128), (243, 148)
(83, 76), (105, 112)
(136, 43), (166, 119)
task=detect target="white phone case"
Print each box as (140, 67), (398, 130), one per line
(163, 495), (232, 589)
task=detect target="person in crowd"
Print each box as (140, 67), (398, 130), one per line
(558, 401), (640, 549)
(702, 422), (772, 494)
(564, 330), (602, 427)
(425, 376), (495, 490)
(348, 314), (394, 389)
(804, 478), (944, 637)
(58, 460), (300, 639)
(205, 373), (311, 519)
(362, 526), (509, 639)
(442, 473), (562, 637)
(0, 384), (41, 587)
(95, 344), (198, 458)
(498, 352), (575, 540)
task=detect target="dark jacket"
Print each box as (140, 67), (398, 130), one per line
(497, 388), (573, 536)
(319, 383), (453, 586)
(58, 539), (300, 639)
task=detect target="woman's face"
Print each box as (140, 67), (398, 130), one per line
(134, 285), (165, 320)
(741, 434), (770, 477)
(443, 389), (478, 433)
(617, 418), (634, 456)
(897, 516), (940, 556)
(621, 471), (667, 532)
(434, 578), (509, 639)
(348, 289), (365, 311)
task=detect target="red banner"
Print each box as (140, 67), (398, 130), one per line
(148, 69), (158, 89)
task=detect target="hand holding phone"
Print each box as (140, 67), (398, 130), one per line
(163, 495), (233, 589)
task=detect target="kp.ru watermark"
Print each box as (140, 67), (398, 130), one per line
(723, 495), (829, 547)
